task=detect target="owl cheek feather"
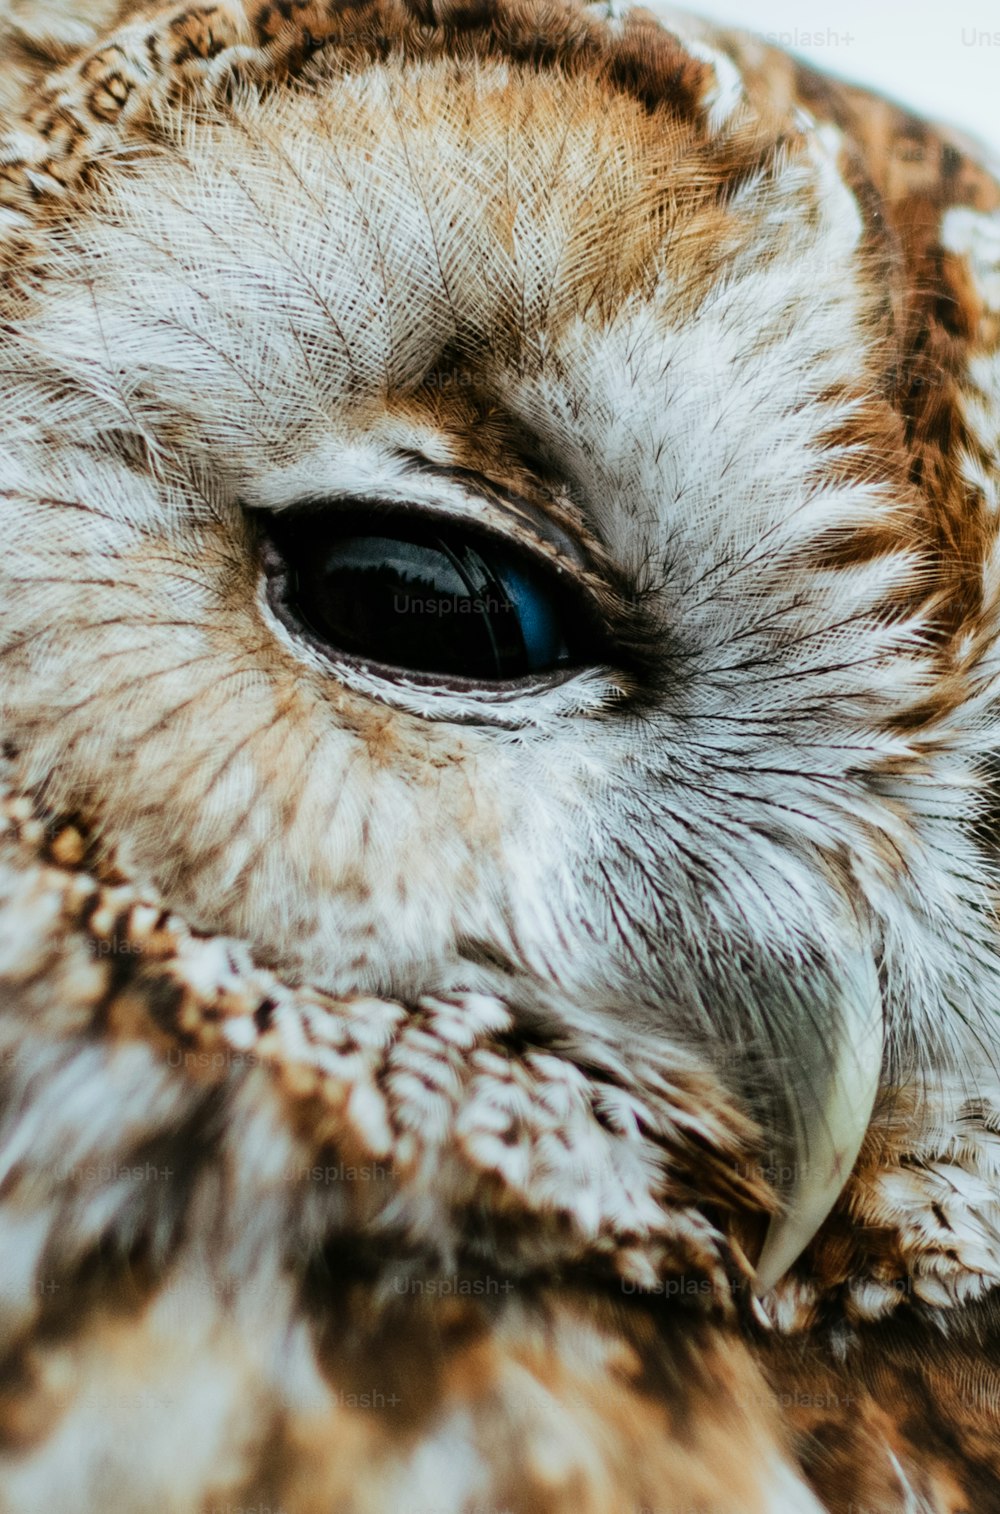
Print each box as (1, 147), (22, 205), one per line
(754, 944), (884, 1292)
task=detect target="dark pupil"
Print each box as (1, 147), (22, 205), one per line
(281, 520), (572, 681)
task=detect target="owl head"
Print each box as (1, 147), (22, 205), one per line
(1, 0), (999, 1296)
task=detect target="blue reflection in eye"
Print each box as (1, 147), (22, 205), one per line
(492, 559), (570, 673)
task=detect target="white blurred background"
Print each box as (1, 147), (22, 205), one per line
(685, 0), (999, 151)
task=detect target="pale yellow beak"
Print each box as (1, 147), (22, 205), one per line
(754, 947), (884, 1294)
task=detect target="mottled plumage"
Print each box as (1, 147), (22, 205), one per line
(0, 1), (998, 1509)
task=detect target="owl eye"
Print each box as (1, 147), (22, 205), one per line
(264, 511), (596, 683)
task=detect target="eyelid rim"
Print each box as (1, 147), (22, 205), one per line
(256, 528), (603, 700)
(252, 485), (594, 579)
(393, 453), (594, 574)
(253, 488), (627, 636)
(243, 445), (618, 586)
(248, 452), (655, 687)
(262, 504), (610, 628)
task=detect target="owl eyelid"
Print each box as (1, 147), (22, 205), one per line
(393, 453), (595, 572)
(251, 484), (591, 576)
(245, 441), (611, 578)
(251, 490), (618, 629)
(253, 494), (662, 698)
(254, 498), (625, 693)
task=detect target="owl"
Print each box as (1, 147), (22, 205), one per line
(0, 0), (998, 1508)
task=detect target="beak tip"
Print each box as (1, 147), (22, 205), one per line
(751, 954), (884, 1296)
